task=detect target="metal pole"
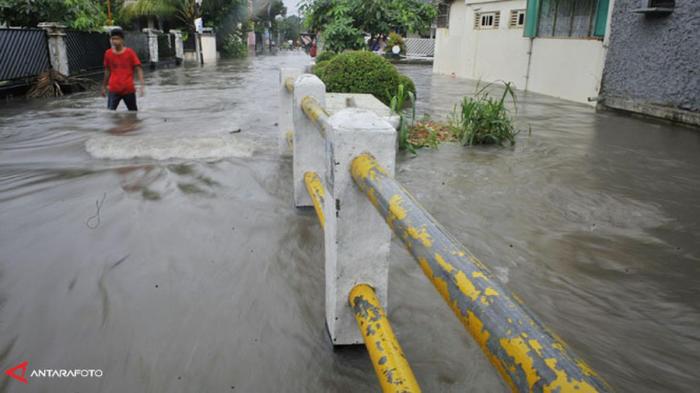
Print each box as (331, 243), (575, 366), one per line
(349, 284), (421, 393)
(350, 153), (612, 393)
(304, 172), (325, 228)
(300, 95), (332, 138)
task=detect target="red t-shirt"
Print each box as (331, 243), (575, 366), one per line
(103, 48), (141, 95)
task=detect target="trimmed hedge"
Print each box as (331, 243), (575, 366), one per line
(313, 60), (331, 79)
(314, 51), (401, 106)
(315, 51), (337, 63)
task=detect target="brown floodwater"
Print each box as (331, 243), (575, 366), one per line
(1, 52), (699, 392)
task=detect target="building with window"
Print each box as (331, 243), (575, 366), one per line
(434, 0), (613, 104)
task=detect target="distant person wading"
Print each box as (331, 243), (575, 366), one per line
(102, 28), (145, 111)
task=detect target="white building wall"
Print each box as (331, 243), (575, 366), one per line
(528, 38), (606, 104)
(434, 0), (609, 105)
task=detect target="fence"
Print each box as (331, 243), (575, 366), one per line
(280, 69), (613, 393)
(0, 28), (50, 82)
(1, 25), (185, 91)
(65, 30), (110, 75)
(124, 31), (150, 65)
(405, 38), (435, 58)
(157, 33), (176, 62)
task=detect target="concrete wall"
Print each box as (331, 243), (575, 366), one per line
(434, 0), (610, 105)
(528, 38), (606, 103)
(200, 33), (218, 63)
(600, 0), (700, 124)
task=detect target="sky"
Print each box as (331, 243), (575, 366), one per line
(283, 0), (299, 15)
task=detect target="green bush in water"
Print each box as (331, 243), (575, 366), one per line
(315, 51), (337, 63)
(315, 51), (401, 106)
(313, 60), (331, 79)
(450, 82), (519, 146)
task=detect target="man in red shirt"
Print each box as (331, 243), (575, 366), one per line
(102, 28), (145, 111)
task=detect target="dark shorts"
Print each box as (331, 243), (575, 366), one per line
(108, 92), (137, 111)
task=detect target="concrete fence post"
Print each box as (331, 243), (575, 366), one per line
(142, 28), (159, 67)
(279, 68), (302, 155)
(38, 22), (69, 76)
(292, 74), (326, 207)
(323, 108), (397, 345)
(170, 29), (184, 64)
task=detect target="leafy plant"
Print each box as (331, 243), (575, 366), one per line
(449, 82), (519, 146)
(385, 32), (406, 56)
(321, 16), (365, 53)
(221, 31), (248, 59)
(390, 83), (417, 154)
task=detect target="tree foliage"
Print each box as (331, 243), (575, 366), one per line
(0, 0), (110, 30)
(300, 0), (436, 36)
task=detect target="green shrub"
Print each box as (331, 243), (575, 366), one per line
(449, 82), (519, 146)
(315, 51), (337, 63)
(398, 74), (416, 97)
(316, 51), (401, 106)
(385, 32), (406, 56)
(313, 60), (331, 79)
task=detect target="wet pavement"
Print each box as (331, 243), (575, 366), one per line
(1, 51), (699, 392)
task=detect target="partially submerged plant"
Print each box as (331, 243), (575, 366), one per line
(389, 83), (417, 154)
(450, 81), (519, 146)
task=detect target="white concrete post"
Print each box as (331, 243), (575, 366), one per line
(38, 22), (69, 76)
(292, 74), (326, 207)
(170, 29), (184, 62)
(142, 28), (159, 66)
(323, 108), (397, 345)
(279, 68), (302, 156)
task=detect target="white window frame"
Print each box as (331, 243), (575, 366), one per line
(509, 9), (526, 29)
(475, 11), (500, 30)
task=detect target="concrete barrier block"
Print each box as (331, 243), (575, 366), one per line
(279, 68), (302, 156)
(292, 74), (326, 207)
(323, 108), (397, 345)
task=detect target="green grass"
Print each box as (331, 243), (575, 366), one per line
(449, 82), (519, 146)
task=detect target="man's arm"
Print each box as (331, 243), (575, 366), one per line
(101, 67), (110, 97)
(135, 65), (145, 96)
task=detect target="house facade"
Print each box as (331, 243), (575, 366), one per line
(434, 0), (613, 105)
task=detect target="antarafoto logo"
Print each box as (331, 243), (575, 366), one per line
(4, 361), (103, 384)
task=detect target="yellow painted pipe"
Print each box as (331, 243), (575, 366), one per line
(351, 153), (612, 393)
(304, 171), (325, 229)
(349, 284), (421, 393)
(301, 96), (332, 137)
(285, 77), (295, 93)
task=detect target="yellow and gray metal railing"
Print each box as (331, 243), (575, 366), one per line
(350, 153), (612, 393)
(303, 171), (325, 229)
(293, 74), (419, 393)
(349, 284), (421, 393)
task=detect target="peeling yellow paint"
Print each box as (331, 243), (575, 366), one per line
(406, 225), (433, 248)
(529, 339), (544, 357)
(349, 284), (422, 393)
(500, 336), (541, 391)
(388, 195), (407, 220)
(304, 172), (325, 228)
(435, 254), (481, 302)
(544, 358), (599, 393)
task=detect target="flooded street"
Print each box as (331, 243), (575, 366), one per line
(1, 52), (699, 392)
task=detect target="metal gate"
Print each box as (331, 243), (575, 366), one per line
(65, 30), (110, 75)
(0, 28), (51, 81)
